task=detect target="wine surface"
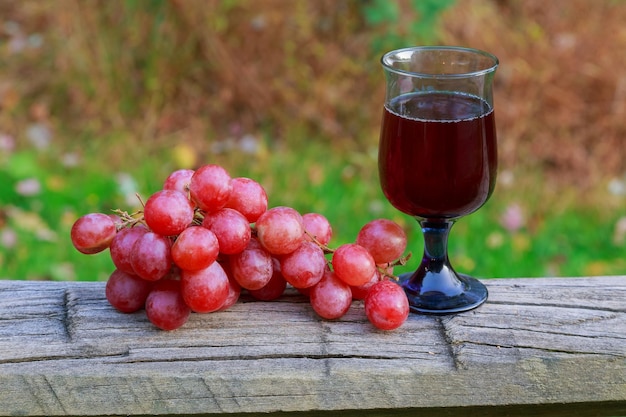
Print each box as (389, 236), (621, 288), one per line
(379, 91), (497, 219)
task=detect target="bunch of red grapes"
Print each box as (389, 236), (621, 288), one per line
(70, 164), (410, 331)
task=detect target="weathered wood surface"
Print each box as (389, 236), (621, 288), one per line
(0, 276), (624, 416)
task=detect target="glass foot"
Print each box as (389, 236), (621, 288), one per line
(398, 272), (488, 315)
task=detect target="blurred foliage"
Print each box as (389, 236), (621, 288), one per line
(362, 0), (456, 51)
(0, 0), (625, 280)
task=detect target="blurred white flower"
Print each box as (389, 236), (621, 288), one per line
(15, 178), (41, 196)
(0, 133), (15, 153)
(210, 138), (235, 154)
(368, 199), (385, 216)
(498, 170), (515, 188)
(608, 177), (626, 196)
(27, 33), (43, 49)
(238, 134), (259, 154)
(500, 203), (525, 233)
(4, 21), (42, 54)
(486, 231), (504, 248)
(553, 32), (577, 51)
(0, 228), (17, 249)
(250, 14), (267, 30)
(116, 173), (140, 206)
(61, 152), (81, 167)
(26, 123), (52, 150)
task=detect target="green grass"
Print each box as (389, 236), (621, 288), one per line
(1, 134), (624, 282)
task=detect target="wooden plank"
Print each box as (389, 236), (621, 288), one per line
(0, 276), (624, 416)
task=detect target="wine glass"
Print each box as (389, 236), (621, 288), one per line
(378, 46), (499, 314)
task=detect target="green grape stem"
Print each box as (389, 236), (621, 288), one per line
(111, 208), (146, 230)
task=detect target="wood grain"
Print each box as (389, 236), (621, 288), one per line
(0, 276), (624, 416)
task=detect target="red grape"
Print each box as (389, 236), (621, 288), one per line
(171, 226), (219, 271)
(350, 270), (380, 300)
(189, 164), (232, 213)
(225, 177), (268, 223)
(181, 261), (230, 313)
(332, 243), (376, 287)
(310, 270), (352, 320)
(248, 258), (287, 301)
(105, 269), (153, 313)
(202, 208), (251, 255)
(70, 213), (117, 254)
(145, 279), (190, 331)
(228, 238), (273, 290)
(143, 189), (195, 237)
(163, 169), (194, 194)
(302, 212), (333, 246)
(364, 280), (409, 330)
(130, 231), (172, 281)
(280, 241), (326, 289)
(356, 219), (407, 264)
(218, 264), (242, 310)
(109, 226), (149, 275)
(255, 206), (304, 255)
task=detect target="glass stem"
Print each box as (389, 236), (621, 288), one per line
(400, 218), (488, 313)
(420, 219), (454, 273)
(402, 218), (465, 298)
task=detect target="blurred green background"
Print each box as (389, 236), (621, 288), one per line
(1, 0), (625, 281)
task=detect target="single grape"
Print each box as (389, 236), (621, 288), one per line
(364, 280), (409, 331)
(248, 258), (287, 301)
(181, 261), (230, 313)
(356, 219), (407, 264)
(228, 238), (273, 290)
(143, 189), (195, 237)
(189, 164), (232, 213)
(130, 231), (172, 281)
(302, 212), (332, 246)
(310, 270), (352, 320)
(70, 213), (117, 254)
(109, 225), (149, 275)
(163, 169), (194, 194)
(218, 262), (242, 311)
(280, 241), (326, 289)
(202, 208), (251, 255)
(105, 269), (153, 313)
(332, 243), (376, 287)
(225, 177), (268, 223)
(350, 270), (380, 300)
(171, 226), (219, 271)
(145, 279), (191, 331)
(255, 206), (304, 255)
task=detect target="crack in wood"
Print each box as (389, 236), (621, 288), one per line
(452, 322), (626, 338)
(117, 353), (428, 364)
(43, 374), (68, 415)
(463, 339), (626, 358)
(61, 289), (74, 343)
(486, 299), (625, 313)
(437, 316), (462, 370)
(0, 353), (129, 365)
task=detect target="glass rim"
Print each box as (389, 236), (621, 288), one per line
(381, 45), (499, 79)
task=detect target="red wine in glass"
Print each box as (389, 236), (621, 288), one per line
(379, 46), (498, 314)
(379, 92), (497, 220)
